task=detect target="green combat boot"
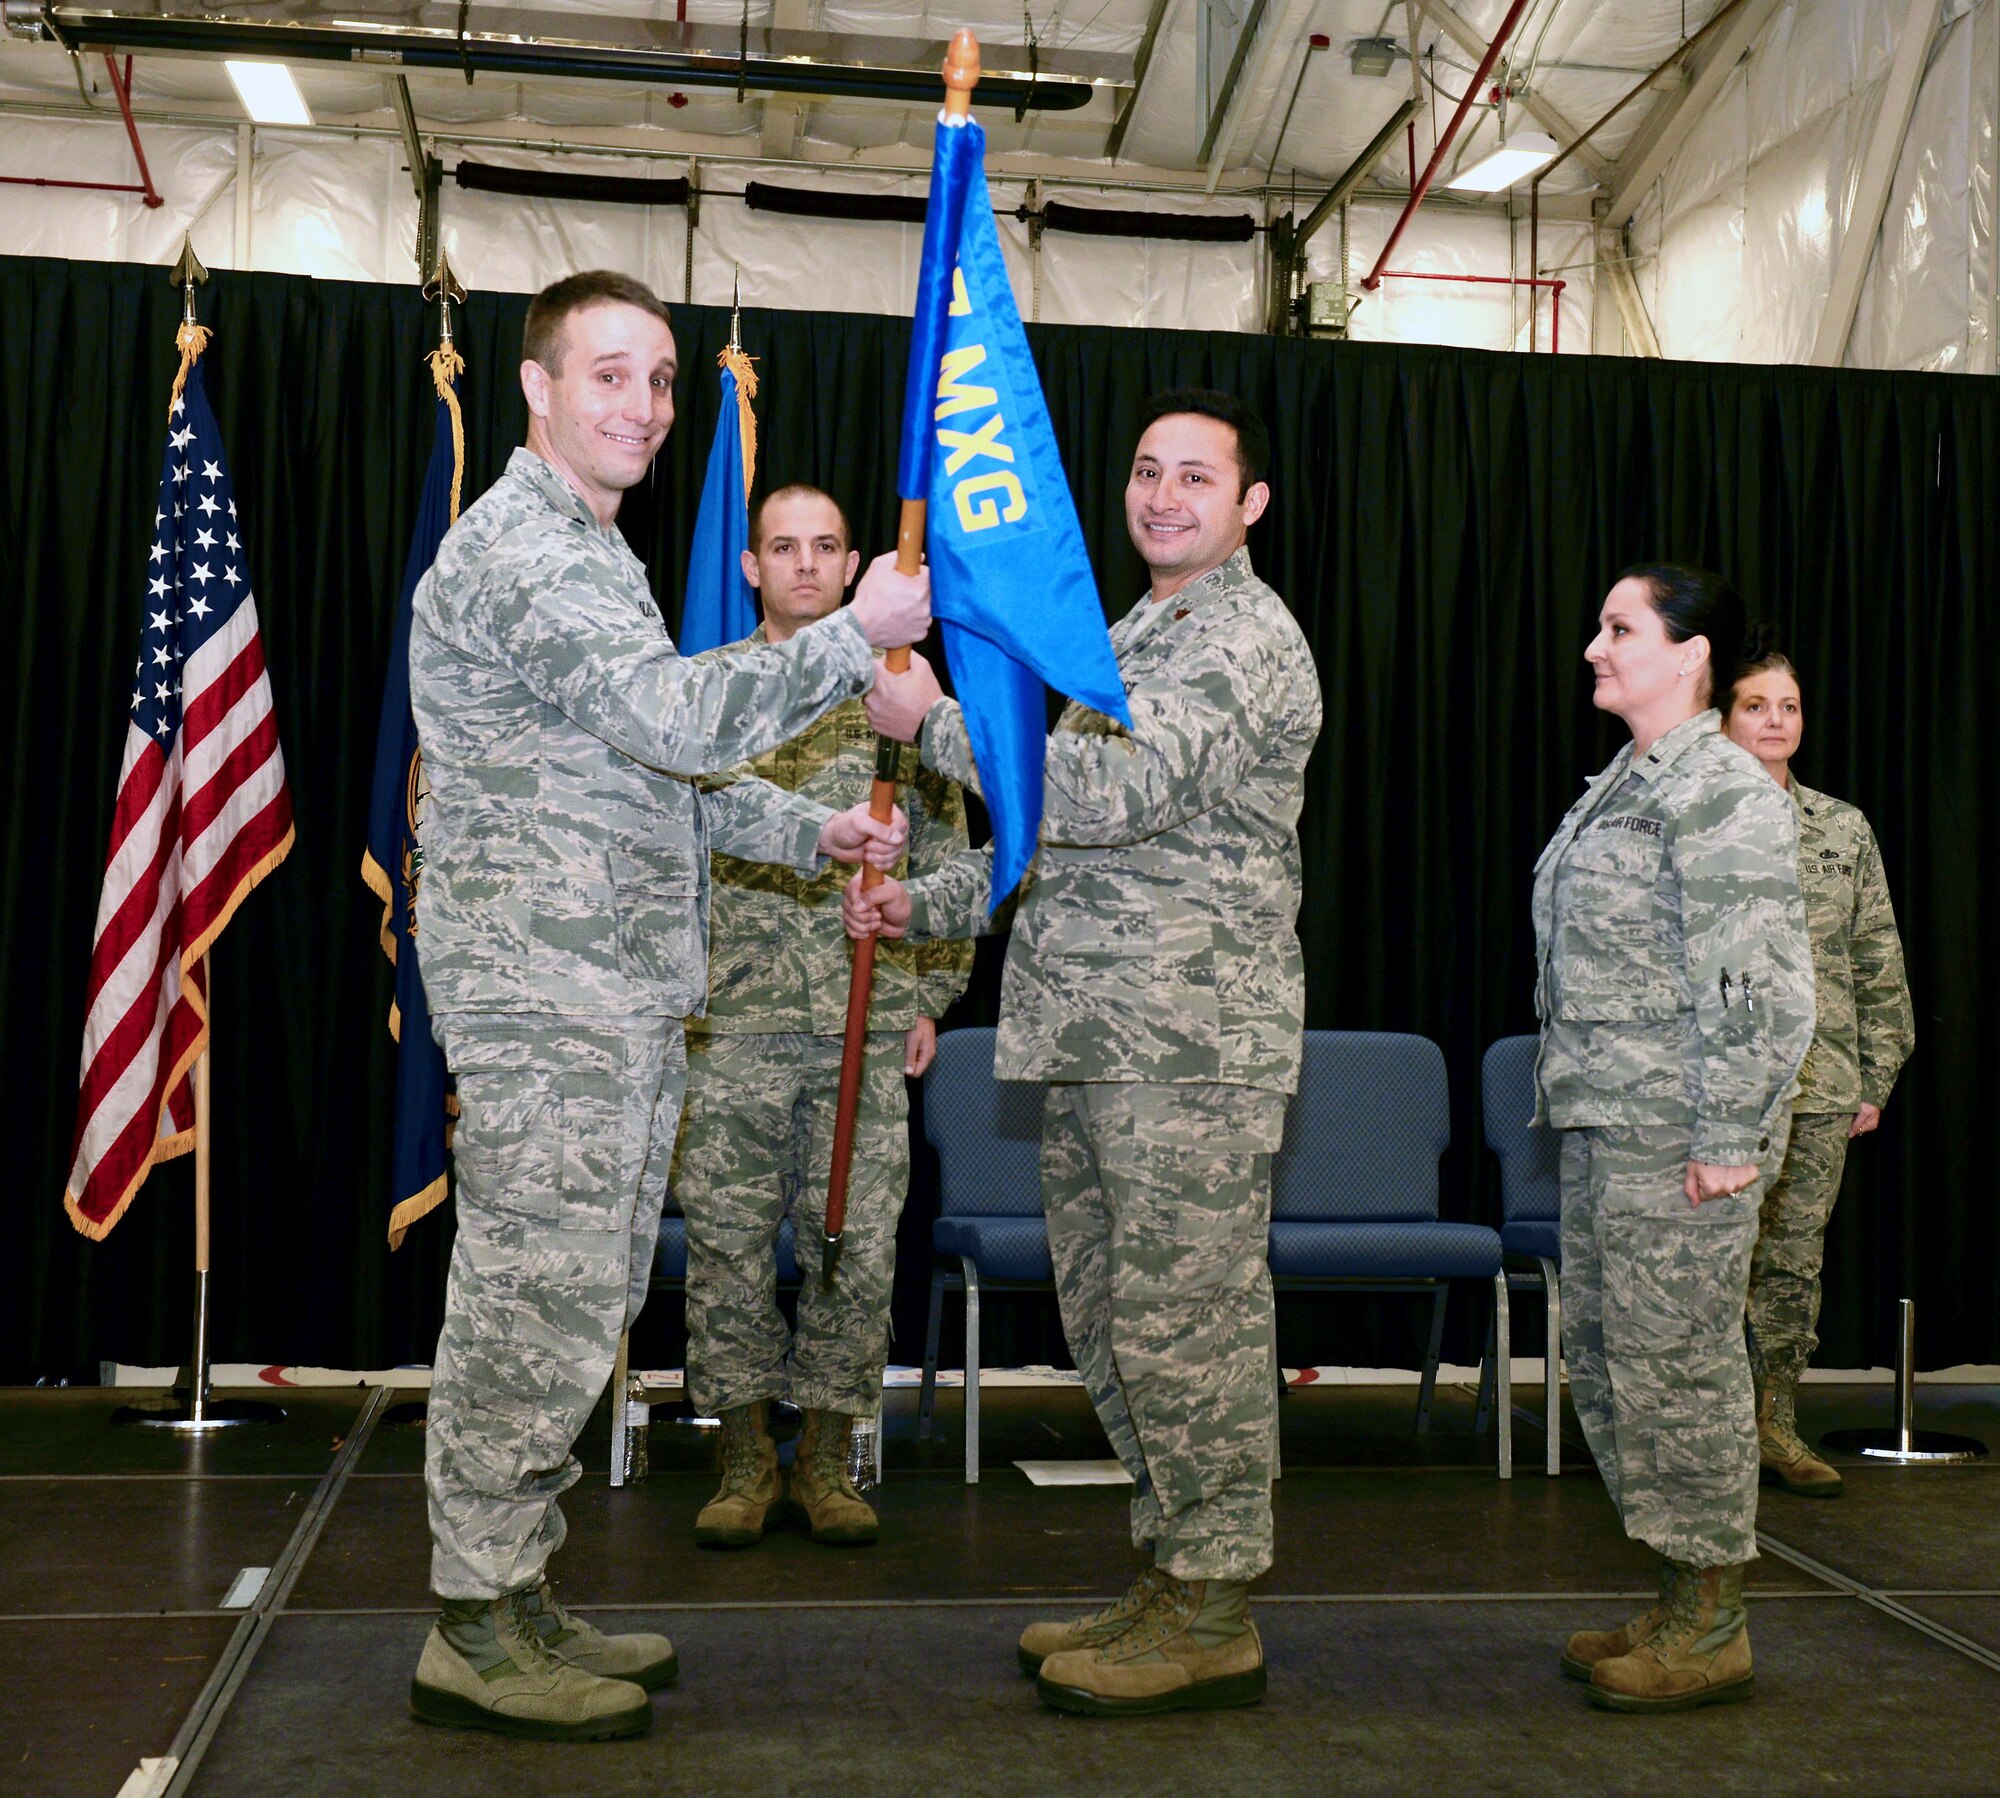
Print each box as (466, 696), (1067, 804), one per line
(1758, 1380), (1843, 1496)
(1018, 1566), (1170, 1676)
(1590, 1562), (1753, 1713)
(409, 1591), (652, 1741)
(789, 1409), (879, 1545)
(695, 1400), (783, 1548)
(1561, 1557), (1676, 1680)
(1036, 1573), (1266, 1717)
(521, 1577), (678, 1689)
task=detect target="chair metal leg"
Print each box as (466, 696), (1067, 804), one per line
(1416, 1286), (1448, 1434)
(1539, 1257), (1562, 1477)
(1493, 1272), (1512, 1480)
(608, 1328), (631, 1488)
(961, 1256), (982, 1486)
(918, 1263), (947, 1442)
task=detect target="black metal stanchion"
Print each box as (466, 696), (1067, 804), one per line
(1821, 1298), (1986, 1464)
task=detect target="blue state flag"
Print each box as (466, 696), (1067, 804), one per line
(679, 347), (761, 653)
(900, 113), (1129, 907)
(363, 360), (462, 1248)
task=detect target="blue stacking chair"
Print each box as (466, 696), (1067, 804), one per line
(609, 1202), (804, 1486)
(1481, 1034), (1565, 1476)
(916, 1027), (1052, 1483)
(1270, 1030), (1513, 1478)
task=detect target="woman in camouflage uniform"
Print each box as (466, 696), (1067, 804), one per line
(1533, 566), (1814, 1713)
(1723, 637), (1914, 1498)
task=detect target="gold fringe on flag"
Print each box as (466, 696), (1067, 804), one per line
(428, 342), (467, 524)
(720, 343), (759, 501)
(166, 320), (212, 419)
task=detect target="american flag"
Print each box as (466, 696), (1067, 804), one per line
(64, 346), (294, 1239)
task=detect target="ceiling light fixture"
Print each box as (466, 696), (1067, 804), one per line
(223, 59), (313, 125)
(1446, 130), (1558, 193)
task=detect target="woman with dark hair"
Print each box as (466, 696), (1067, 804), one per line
(1722, 637), (1914, 1497)
(1531, 565), (1814, 1713)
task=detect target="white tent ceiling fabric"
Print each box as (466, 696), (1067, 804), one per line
(1627, 0), (1995, 370)
(0, 0), (1991, 365)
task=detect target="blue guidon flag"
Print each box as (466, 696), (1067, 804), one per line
(901, 110), (1130, 907)
(362, 348), (464, 1248)
(678, 344), (761, 655)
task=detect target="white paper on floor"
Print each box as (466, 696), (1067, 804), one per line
(1014, 1459), (1133, 1486)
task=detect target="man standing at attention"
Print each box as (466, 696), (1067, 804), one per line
(846, 390), (1322, 1717)
(407, 272), (930, 1741)
(678, 483), (973, 1551)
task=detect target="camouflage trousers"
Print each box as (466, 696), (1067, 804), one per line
(675, 1031), (907, 1417)
(1560, 1123), (1786, 1567)
(425, 1013), (685, 1600)
(1746, 1111), (1853, 1388)
(1042, 1080), (1287, 1584)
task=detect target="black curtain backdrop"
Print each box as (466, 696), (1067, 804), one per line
(3, 253), (1993, 1385)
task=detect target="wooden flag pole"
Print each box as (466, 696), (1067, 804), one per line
(821, 28), (980, 1290)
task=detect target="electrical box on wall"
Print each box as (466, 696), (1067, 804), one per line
(1305, 280), (1352, 337)
(1349, 37), (1397, 78)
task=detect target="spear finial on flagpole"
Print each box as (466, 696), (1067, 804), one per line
(166, 233), (211, 416)
(169, 231), (207, 324)
(729, 266), (742, 352)
(423, 247), (466, 350)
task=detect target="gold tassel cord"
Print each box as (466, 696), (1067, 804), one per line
(166, 320), (212, 420)
(719, 343), (759, 501)
(428, 343), (467, 523)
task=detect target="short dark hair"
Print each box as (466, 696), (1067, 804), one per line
(1134, 387), (1270, 498)
(1617, 563), (1748, 707)
(750, 483), (852, 553)
(522, 270), (672, 375)
(1720, 622), (1798, 719)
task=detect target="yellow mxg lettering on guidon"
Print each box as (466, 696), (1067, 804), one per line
(935, 265), (1026, 535)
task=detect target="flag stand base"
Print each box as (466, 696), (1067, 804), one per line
(113, 1394), (284, 1431)
(110, 1269), (284, 1430)
(1819, 1298), (1986, 1465)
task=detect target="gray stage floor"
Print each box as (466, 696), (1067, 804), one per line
(8, 1377), (2000, 1797)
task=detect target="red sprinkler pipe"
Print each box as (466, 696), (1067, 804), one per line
(4, 56), (163, 206)
(1374, 270), (1566, 353)
(1362, 0), (1531, 291)
(104, 55), (164, 208)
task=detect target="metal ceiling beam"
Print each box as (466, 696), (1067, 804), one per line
(1201, 0), (1318, 194)
(1600, 227), (1661, 357)
(1104, 0), (1173, 163)
(28, 1), (1129, 113)
(1810, 0), (1944, 367)
(1411, 0), (1610, 184)
(1296, 93), (1421, 247)
(759, 0), (817, 159)
(1602, 0), (1782, 228)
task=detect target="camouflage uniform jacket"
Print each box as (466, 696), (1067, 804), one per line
(1532, 709), (1815, 1165)
(409, 448), (876, 1020)
(902, 548), (1322, 1091)
(695, 625), (975, 1035)
(1788, 778), (1913, 1112)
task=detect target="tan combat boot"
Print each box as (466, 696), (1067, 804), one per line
(521, 1577), (678, 1689)
(788, 1408), (879, 1545)
(409, 1591), (652, 1741)
(1589, 1562), (1753, 1713)
(694, 1400), (783, 1548)
(1036, 1572), (1266, 1717)
(1560, 1556), (1676, 1680)
(1018, 1566), (1170, 1676)
(1758, 1380), (1843, 1496)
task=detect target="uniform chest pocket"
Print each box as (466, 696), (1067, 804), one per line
(1552, 823), (1683, 1018)
(1562, 823), (1667, 910)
